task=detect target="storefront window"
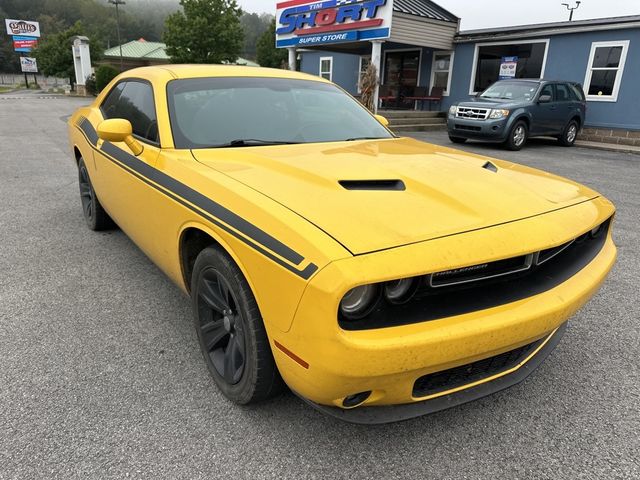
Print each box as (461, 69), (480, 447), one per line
(472, 42), (547, 93)
(584, 41), (629, 102)
(319, 57), (333, 81)
(431, 51), (453, 95)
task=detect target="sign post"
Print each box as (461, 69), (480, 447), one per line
(5, 19), (41, 89)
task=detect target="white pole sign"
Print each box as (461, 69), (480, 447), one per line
(5, 19), (41, 38)
(20, 56), (38, 73)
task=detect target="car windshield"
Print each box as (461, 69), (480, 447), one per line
(167, 77), (393, 149)
(479, 82), (540, 101)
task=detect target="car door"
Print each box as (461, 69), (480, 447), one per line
(530, 83), (558, 136)
(91, 79), (164, 257)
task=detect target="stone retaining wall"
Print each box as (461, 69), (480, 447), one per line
(578, 127), (640, 147)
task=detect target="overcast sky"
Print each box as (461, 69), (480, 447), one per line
(239, 0), (640, 30)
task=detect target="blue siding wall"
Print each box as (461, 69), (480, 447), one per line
(445, 28), (640, 130)
(299, 51), (360, 94)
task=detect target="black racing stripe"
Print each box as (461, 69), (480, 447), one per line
(78, 117), (99, 146)
(73, 121), (318, 279)
(100, 141), (306, 267)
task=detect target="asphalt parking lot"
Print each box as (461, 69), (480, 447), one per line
(1, 94), (638, 479)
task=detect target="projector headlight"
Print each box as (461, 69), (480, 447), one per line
(340, 285), (379, 320)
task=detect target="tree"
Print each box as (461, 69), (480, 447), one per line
(32, 22), (102, 85)
(240, 12), (272, 60)
(256, 20), (287, 69)
(163, 0), (243, 64)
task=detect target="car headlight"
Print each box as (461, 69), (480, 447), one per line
(384, 278), (417, 304)
(448, 105), (458, 116)
(340, 285), (379, 319)
(489, 109), (510, 119)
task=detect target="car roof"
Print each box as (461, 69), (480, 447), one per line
(119, 64), (331, 83)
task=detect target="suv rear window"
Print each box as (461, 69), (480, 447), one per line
(568, 83), (586, 101)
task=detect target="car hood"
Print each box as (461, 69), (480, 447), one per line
(192, 138), (598, 255)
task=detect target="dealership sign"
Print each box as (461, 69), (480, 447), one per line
(5, 19), (41, 38)
(275, 0), (393, 48)
(13, 35), (38, 52)
(20, 56), (38, 73)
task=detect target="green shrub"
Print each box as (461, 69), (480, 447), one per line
(95, 65), (119, 93)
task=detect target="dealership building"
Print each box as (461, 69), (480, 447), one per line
(277, 0), (640, 140)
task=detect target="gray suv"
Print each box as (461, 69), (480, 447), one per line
(447, 79), (586, 150)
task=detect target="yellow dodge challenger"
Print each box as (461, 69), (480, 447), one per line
(68, 65), (616, 423)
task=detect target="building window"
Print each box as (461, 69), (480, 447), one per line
(584, 41), (629, 102)
(431, 51), (454, 95)
(358, 55), (371, 93)
(319, 57), (333, 81)
(471, 40), (549, 93)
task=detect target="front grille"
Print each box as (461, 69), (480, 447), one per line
(412, 336), (545, 398)
(339, 217), (612, 330)
(456, 107), (490, 120)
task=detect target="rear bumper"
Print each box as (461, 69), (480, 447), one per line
(447, 116), (510, 141)
(295, 322), (566, 424)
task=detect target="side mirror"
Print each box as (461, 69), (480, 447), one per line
(96, 118), (143, 155)
(374, 114), (389, 127)
(538, 94), (552, 104)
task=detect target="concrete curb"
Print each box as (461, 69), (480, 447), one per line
(575, 140), (640, 156)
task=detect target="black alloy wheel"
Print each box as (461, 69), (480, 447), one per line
(196, 268), (246, 385)
(78, 158), (115, 231)
(191, 247), (284, 404)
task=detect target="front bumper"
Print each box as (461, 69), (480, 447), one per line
(270, 198), (616, 419)
(447, 115), (510, 141)
(295, 322), (566, 424)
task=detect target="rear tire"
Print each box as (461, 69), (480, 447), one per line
(449, 135), (467, 144)
(505, 121), (528, 151)
(78, 158), (115, 231)
(558, 120), (579, 147)
(191, 247), (284, 405)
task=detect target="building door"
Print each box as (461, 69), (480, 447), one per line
(383, 50), (420, 109)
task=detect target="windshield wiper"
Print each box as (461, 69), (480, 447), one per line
(209, 139), (301, 148)
(344, 136), (386, 142)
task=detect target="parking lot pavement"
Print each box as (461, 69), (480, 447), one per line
(0, 97), (638, 480)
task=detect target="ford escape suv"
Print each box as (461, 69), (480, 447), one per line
(447, 79), (586, 150)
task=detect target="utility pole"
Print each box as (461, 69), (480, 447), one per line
(561, 1), (581, 21)
(108, 0), (126, 71)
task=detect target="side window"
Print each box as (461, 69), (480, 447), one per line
(555, 83), (572, 102)
(569, 83), (585, 101)
(101, 80), (158, 144)
(101, 82), (125, 119)
(117, 81), (159, 144)
(539, 84), (554, 100)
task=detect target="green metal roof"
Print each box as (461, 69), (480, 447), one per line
(103, 40), (259, 67)
(104, 40), (170, 60)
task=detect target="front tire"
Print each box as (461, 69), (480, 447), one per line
(505, 121), (528, 151)
(558, 120), (579, 147)
(191, 247), (284, 404)
(449, 135), (467, 144)
(78, 158), (115, 231)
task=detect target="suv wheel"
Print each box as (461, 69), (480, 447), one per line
(559, 120), (579, 147)
(506, 121), (528, 151)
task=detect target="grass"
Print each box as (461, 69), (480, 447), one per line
(0, 86), (14, 93)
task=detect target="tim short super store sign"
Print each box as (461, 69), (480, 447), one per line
(275, 0), (393, 48)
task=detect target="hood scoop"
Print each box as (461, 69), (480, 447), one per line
(339, 179), (406, 191)
(483, 161), (498, 172)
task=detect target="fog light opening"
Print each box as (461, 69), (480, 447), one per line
(342, 391), (372, 408)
